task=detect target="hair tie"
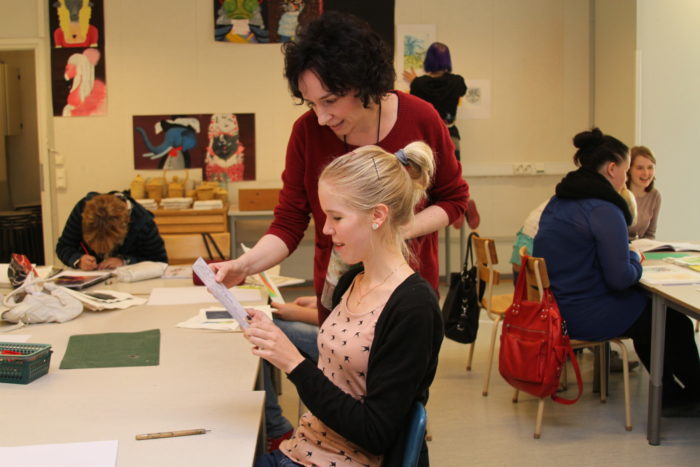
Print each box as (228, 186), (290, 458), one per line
(394, 149), (409, 166)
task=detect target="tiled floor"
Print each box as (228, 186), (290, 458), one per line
(276, 282), (700, 465)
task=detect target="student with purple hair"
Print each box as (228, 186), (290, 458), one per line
(404, 42), (479, 229)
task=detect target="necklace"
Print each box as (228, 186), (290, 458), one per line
(352, 262), (406, 308)
(343, 99), (382, 153)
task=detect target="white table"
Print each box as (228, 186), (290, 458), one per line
(0, 281), (265, 466)
(640, 264), (700, 445)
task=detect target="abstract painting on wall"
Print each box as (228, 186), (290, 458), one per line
(132, 113), (256, 183)
(49, 0), (107, 117)
(214, 0), (322, 43)
(395, 24), (435, 92)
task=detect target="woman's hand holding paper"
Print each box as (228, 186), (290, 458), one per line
(243, 308), (305, 374)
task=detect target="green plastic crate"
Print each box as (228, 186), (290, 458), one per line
(0, 342), (52, 384)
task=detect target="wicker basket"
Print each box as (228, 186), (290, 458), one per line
(0, 342), (52, 384)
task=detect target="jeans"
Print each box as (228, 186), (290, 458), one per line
(264, 318), (319, 438)
(255, 449), (304, 467)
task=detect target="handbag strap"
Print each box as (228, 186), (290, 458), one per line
(546, 288), (583, 404)
(551, 345), (584, 404)
(461, 231), (479, 275)
(201, 232), (225, 261)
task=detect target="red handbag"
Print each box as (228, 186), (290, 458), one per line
(498, 255), (582, 403)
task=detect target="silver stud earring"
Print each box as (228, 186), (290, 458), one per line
(371, 222), (379, 230)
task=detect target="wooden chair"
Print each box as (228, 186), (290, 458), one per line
(467, 235), (514, 396)
(162, 232), (231, 264)
(512, 252), (632, 438)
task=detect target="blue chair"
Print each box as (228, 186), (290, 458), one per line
(402, 401), (427, 467)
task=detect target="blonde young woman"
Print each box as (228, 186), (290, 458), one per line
(247, 142), (443, 467)
(626, 145), (661, 239)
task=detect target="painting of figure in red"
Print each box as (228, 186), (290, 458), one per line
(51, 0), (101, 48)
(49, 0), (107, 116)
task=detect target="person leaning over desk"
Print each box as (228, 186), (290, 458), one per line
(246, 142), (443, 467)
(56, 191), (167, 270)
(534, 128), (700, 417)
(211, 11), (468, 449)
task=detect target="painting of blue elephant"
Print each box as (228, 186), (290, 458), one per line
(135, 117), (200, 169)
(132, 113), (256, 182)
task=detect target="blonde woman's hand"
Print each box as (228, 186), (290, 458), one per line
(243, 308), (305, 373)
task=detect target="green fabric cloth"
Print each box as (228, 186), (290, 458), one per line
(59, 329), (160, 369)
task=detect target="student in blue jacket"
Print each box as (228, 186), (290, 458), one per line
(534, 128), (700, 416)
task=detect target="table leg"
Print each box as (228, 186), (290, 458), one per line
(229, 215), (238, 259)
(647, 293), (667, 445)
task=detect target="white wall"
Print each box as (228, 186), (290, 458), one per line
(636, 0), (700, 241)
(1, 0), (600, 275)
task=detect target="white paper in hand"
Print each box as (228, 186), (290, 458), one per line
(192, 257), (250, 329)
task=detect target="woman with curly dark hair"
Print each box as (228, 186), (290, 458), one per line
(211, 12), (468, 452)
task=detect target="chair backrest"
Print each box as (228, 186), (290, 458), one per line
(472, 235), (501, 313)
(402, 401), (427, 467)
(162, 232), (231, 265)
(521, 252), (550, 301)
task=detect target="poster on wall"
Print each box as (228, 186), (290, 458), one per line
(133, 113), (256, 183)
(214, 0), (322, 43)
(395, 24), (436, 92)
(323, 0), (395, 52)
(462, 80), (492, 120)
(48, 0), (107, 117)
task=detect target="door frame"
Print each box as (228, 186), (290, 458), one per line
(0, 37), (57, 265)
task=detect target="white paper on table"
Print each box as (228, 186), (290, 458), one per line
(62, 288), (147, 311)
(176, 305), (274, 332)
(0, 333), (31, 341)
(0, 440), (118, 467)
(147, 286), (262, 306)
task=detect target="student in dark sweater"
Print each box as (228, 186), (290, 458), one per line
(247, 142), (443, 467)
(56, 191), (167, 269)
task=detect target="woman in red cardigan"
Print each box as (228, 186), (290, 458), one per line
(212, 11), (469, 449)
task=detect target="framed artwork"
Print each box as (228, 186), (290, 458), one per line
(48, 0), (107, 117)
(132, 113), (256, 182)
(463, 79), (492, 120)
(396, 24), (436, 91)
(214, 0), (322, 43)
(324, 0), (395, 52)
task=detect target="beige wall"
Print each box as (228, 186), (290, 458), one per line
(2, 0), (635, 276)
(594, 0), (636, 144)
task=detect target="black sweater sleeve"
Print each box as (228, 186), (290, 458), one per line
(287, 274), (442, 458)
(55, 196), (90, 267)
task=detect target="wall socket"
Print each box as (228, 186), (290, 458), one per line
(512, 163), (546, 175)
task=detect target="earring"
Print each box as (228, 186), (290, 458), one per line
(371, 222), (379, 230)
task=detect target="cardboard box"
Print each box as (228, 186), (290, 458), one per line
(238, 189), (280, 211)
